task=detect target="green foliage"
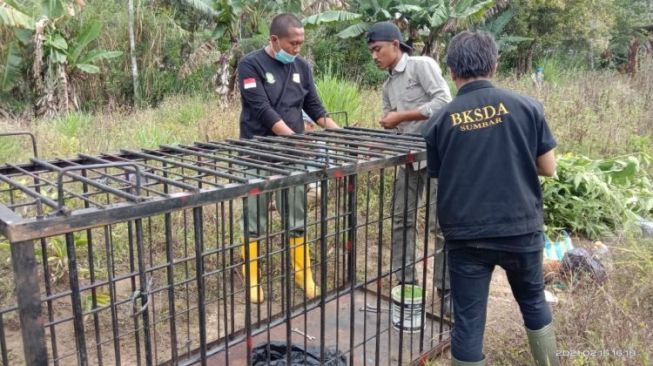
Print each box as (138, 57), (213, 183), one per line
(477, 9), (532, 53)
(0, 0), (122, 114)
(502, 0), (618, 71)
(1, 0), (651, 114)
(33, 234), (89, 284)
(0, 134), (22, 163)
(52, 112), (94, 138)
(307, 0), (495, 57)
(1, 41), (22, 92)
(315, 69), (363, 123)
(542, 154), (653, 239)
(82, 292), (111, 321)
(605, 0), (653, 67)
(534, 54), (587, 84)
(307, 25), (386, 87)
(302, 10), (361, 27)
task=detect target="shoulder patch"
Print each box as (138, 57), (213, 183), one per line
(243, 78), (256, 89)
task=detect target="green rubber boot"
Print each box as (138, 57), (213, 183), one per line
(526, 323), (560, 366)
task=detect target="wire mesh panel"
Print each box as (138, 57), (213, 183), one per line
(0, 128), (451, 366)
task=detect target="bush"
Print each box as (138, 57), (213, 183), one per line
(542, 153), (653, 239)
(535, 53), (587, 84)
(306, 26), (386, 87)
(315, 70), (363, 125)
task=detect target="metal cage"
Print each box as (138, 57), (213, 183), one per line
(0, 128), (451, 366)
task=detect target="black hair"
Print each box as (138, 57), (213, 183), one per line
(446, 31), (498, 79)
(270, 13), (303, 38)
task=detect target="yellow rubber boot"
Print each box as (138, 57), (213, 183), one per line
(241, 240), (264, 303)
(290, 237), (320, 299)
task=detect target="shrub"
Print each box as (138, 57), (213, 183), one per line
(542, 153), (653, 239)
(315, 69), (362, 125)
(307, 26), (386, 87)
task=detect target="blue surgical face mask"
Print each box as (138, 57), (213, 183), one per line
(273, 40), (296, 64)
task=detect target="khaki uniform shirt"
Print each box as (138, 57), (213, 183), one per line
(382, 54), (452, 135)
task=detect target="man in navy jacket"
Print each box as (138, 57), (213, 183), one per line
(422, 31), (559, 366)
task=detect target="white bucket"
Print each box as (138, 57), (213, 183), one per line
(391, 285), (425, 333)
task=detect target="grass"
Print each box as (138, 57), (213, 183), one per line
(0, 62), (652, 365)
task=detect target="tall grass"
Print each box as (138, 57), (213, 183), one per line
(315, 68), (365, 125)
(0, 66), (651, 365)
(499, 57), (653, 158)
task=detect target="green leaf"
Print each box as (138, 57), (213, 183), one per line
(487, 9), (513, 35)
(51, 49), (67, 64)
(69, 20), (102, 64)
(499, 36), (533, 44)
(454, 0), (495, 20)
(15, 28), (34, 45)
(180, 0), (220, 17)
(211, 24), (227, 40)
(4, 0), (30, 14)
(337, 22), (370, 39)
(302, 11), (362, 27)
(40, 0), (65, 19)
(395, 5), (424, 13)
(78, 50), (123, 65)
(46, 33), (68, 51)
(75, 63), (100, 74)
(0, 2), (34, 29)
(74, 237), (88, 247)
(1, 41), (23, 92)
(428, 7), (449, 28)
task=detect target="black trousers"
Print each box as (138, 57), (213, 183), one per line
(448, 246), (552, 362)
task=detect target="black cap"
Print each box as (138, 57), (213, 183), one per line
(367, 22), (412, 53)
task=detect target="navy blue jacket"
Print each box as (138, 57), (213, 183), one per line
(238, 49), (327, 139)
(423, 80), (556, 242)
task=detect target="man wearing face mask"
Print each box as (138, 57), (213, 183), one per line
(237, 13), (339, 304)
(367, 22), (453, 312)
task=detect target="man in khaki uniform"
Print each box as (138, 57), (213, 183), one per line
(367, 22), (452, 308)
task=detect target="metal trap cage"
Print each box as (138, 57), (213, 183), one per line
(0, 128), (451, 366)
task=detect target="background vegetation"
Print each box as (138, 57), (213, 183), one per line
(1, 0), (653, 364)
(1, 0), (652, 116)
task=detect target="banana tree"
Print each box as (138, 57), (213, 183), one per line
(1, 0), (122, 116)
(302, 0), (395, 38)
(395, 0), (495, 56)
(477, 9), (532, 53)
(304, 0), (495, 57)
(178, 0), (282, 102)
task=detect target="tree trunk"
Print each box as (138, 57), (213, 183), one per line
(516, 43), (535, 76)
(128, 0), (141, 106)
(626, 38), (640, 76)
(57, 64), (69, 112)
(32, 18), (47, 118)
(421, 32), (435, 57)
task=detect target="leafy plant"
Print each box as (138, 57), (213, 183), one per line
(82, 291), (111, 322)
(0, 1), (122, 116)
(0, 239), (10, 261)
(315, 68), (362, 123)
(542, 154), (653, 239)
(34, 234), (89, 284)
(52, 112), (93, 137)
(477, 9), (532, 53)
(304, 0), (495, 57)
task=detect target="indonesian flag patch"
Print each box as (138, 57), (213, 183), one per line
(243, 78), (256, 89)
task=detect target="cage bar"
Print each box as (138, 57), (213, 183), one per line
(0, 128), (451, 366)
